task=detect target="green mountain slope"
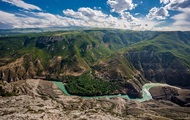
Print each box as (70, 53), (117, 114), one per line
(125, 31), (190, 86)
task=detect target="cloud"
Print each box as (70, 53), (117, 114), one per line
(147, 7), (169, 20)
(107, 0), (136, 13)
(120, 12), (138, 22)
(63, 7), (107, 21)
(0, 10), (17, 28)
(171, 8), (190, 30)
(161, 0), (190, 10)
(167, 0), (190, 10)
(63, 7), (127, 28)
(158, 0), (190, 30)
(0, 10), (70, 29)
(1, 0), (42, 11)
(160, 0), (170, 4)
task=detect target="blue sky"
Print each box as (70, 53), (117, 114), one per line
(0, 0), (190, 31)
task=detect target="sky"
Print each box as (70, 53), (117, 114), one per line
(0, 0), (190, 31)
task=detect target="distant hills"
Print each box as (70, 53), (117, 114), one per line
(0, 29), (190, 98)
(0, 27), (90, 36)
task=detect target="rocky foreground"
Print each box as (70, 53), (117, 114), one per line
(1, 79), (190, 120)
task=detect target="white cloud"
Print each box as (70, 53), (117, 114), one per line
(0, 10), (17, 28)
(160, 0), (170, 4)
(78, 7), (106, 18)
(120, 12), (138, 22)
(63, 7), (108, 23)
(0, 10), (70, 29)
(164, 0), (190, 10)
(63, 7), (127, 28)
(171, 8), (190, 30)
(158, 0), (190, 30)
(63, 9), (81, 19)
(2, 0), (42, 11)
(107, 0), (136, 13)
(147, 7), (169, 20)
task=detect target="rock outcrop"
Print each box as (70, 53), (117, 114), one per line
(127, 51), (190, 87)
(0, 81), (14, 96)
(149, 86), (190, 106)
(0, 54), (44, 82)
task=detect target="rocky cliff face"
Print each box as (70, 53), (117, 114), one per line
(0, 54), (88, 82)
(149, 86), (190, 107)
(0, 54), (43, 82)
(127, 50), (190, 87)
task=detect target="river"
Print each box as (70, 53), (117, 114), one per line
(53, 81), (170, 102)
